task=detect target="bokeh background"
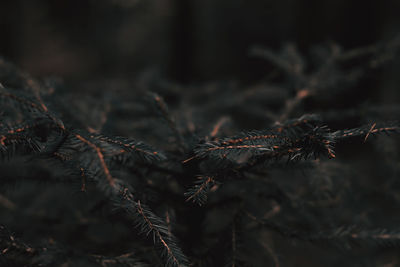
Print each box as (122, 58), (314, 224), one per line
(1, 0), (400, 85)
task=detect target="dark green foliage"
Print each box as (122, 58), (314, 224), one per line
(1, 36), (400, 267)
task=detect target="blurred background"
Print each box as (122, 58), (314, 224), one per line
(1, 0), (400, 84)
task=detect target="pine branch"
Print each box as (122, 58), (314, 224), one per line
(332, 122), (400, 141)
(0, 117), (55, 159)
(47, 128), (187, 266)
(50, 134), (188, 266)
(0, 86), (46, 113)
(185, 176), (216, 206)
(149, 92), (185, 152)
(186, 115), (335, 167)
(0, 85), (65, 130)
(186, 117), (400, 169)
(73, 132), (119, 190)
(118, 189), (189, 267)
(92, 134), (166, 164)
(245, 212), (400, 249)
(0, 84), (187, 266)
(0, 225), (149, 267)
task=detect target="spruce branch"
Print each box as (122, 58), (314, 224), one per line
(149, 92), (185, 152)
(118, 189), (189, 267)
(186, 115), (335, 167)
(185, 176), (216, 206)
(332, 122), (400, 141)
(49, 129), (187, 266)
(0, 225), (149, 266)
(245, 212), (400, 249)
(93, 134), (166, 164)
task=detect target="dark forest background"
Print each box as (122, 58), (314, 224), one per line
(0, 0), (399, 84)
